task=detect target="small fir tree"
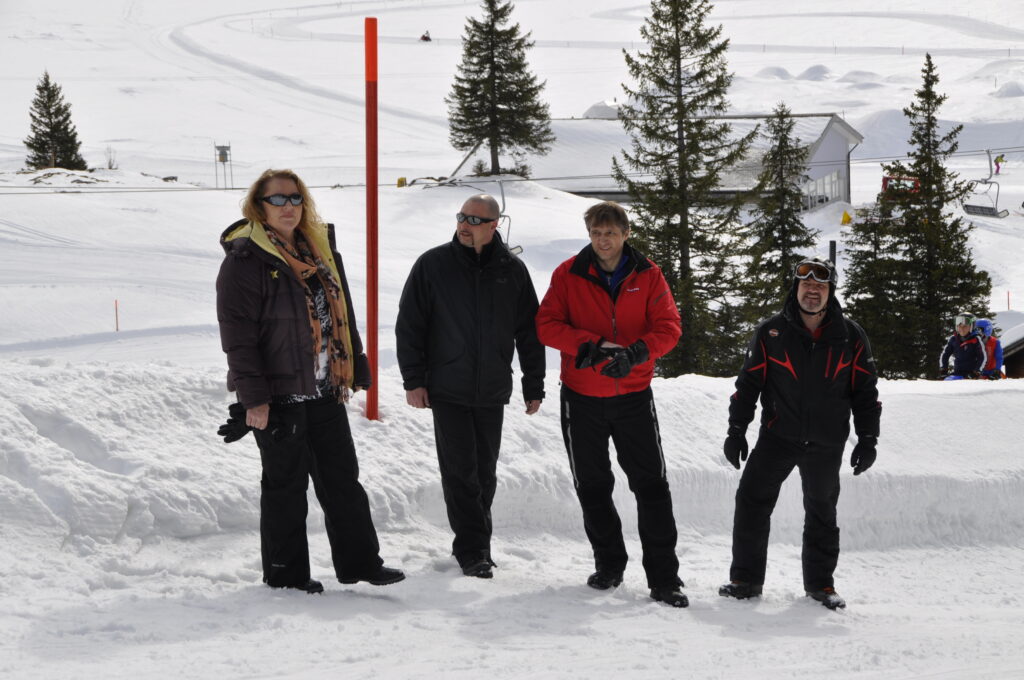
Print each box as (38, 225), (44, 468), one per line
(843, 54), (991, 378)
(741, 102), (819, 325)
(446, 0), (554, 175)
(612, 0), (757, 376)
(24, 71), (87, 171)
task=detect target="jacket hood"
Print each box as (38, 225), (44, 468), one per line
(220, 218), (342, 283)
(220, 219), (281, 257)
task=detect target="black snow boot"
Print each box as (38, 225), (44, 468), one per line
(806, 586), (846, 610)
(338, 565), (406, 586)
(586, 569), (624, 591)
(462, 558), (494, 579)
(650, 578), (688, 608)
(272, 578), (324, 594)
(718, 581), (763, 600)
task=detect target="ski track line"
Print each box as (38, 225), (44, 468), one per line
(0, 325), (219, 353)
(165, 11), (447, 127)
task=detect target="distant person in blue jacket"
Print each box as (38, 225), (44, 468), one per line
(975, 318), (1004, 379)
(939, 312), (986, 379)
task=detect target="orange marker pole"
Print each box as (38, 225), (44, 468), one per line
(365, 17), (380, 420)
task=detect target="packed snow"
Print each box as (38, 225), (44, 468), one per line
(1, 1), (1023, 678)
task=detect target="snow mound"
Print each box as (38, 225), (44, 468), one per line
(992, 81), (1024, 98)
(968, 58), (1024, 80)
(837, 70), (881, 83)
(796, 64), (831, 81)
(755, 66), (792, 80)
(0, 169), (187, 189)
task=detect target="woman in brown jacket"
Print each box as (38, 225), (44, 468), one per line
(216, 169), (403, 594)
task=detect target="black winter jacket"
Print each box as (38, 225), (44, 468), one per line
(395, 233), (545, 406)
(728, 289), (881, 447)
(216, 219), (370, 408)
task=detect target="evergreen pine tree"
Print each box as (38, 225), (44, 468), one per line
(612, 0), (757, 376)
(446, 0), (554, 175)
(741, 102), (819, 325)
(24, 71), (87, 171)
(843, 54), (991, 378)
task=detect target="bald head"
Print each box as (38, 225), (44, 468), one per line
(456, 194), (500, 253)
(463, 194), (500, 220)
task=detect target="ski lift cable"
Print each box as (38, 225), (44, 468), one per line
(6, 145), (1024, 196)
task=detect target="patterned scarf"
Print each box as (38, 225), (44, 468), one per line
(264, 225), (355, 395)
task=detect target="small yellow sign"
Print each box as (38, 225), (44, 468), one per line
(841, 210), (852, 225)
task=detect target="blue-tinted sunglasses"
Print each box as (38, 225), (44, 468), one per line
(261, 193), (303, 207)
(456, 212), (496, 226)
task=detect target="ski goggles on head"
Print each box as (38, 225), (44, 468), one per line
(456, 212), (496, 226)
(954, 314), (975, 327)
(261, 193), (303, 207)
(794, 261), (834, 283)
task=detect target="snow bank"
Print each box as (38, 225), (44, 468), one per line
(4, 360), (1022, 556)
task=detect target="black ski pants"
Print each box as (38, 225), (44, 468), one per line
(430, 400), (505, 567)
(560, 386), (679, 589)
(255, 396), (383, 588)
(729, 431), (844, 590)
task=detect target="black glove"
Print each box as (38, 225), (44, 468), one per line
(851, 435), (877, 475)
(600, 340), (650, 379)
(218, 402), (251, 443)
(723, 425), (748, 470)
(575, 340), (613, 369)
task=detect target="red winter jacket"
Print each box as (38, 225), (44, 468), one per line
(536, 243), (681, 397)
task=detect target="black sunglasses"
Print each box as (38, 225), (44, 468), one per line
(261, 193), (303, 207)
(794, 261), (833, 283)
(456, 212), (496, 226)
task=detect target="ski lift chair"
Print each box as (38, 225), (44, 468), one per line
(962, 150), (1009, 218)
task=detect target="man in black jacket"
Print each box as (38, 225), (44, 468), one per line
(396, 194), (545, 579)
(719, 257), (881, 610)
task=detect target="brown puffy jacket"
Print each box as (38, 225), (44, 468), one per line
(216, 219), (370, 408)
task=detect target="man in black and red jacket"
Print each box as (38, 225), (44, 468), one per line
(719, 257), (881, 610)
(536, 201), (687, 608)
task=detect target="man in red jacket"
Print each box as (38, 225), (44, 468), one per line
(536, 201), (687, 608)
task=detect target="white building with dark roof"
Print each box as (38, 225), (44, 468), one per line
(458, 106), (863, 208)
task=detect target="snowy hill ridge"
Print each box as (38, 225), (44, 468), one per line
(5, 360), (1022, 557)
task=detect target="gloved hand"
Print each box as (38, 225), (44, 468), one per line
(600, 340), (650, 378)
(723, 425), (748, 470)
(575, 340), (612, 370)
(218, 402), (251, 443)
(851, 435), (877, 475)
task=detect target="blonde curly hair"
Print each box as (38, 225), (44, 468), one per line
(241, 168), (324, 231)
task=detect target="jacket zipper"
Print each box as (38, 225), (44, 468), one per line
(475, 267), (482, 399)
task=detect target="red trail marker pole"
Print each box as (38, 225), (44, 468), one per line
(365, 17), (380, 420)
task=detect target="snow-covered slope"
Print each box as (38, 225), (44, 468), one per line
(2, 1), (1024, 678)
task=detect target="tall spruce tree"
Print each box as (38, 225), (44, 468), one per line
(843, 54), (991, 378)
(741, 102), (819, 325)
(24, 71), (87, 171)
(612, 0), (757, 376)
(446, 0), (554, 175)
